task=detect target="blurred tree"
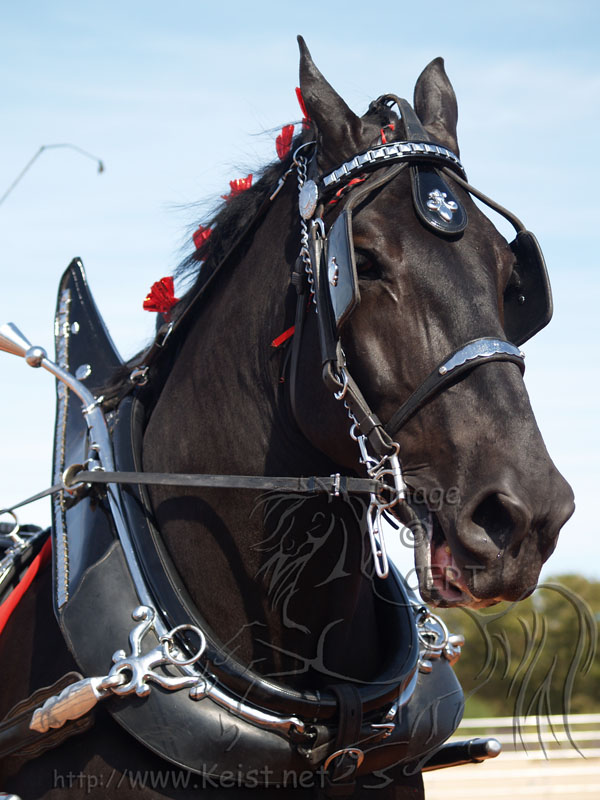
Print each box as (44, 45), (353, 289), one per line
(436, 575), (599, 718)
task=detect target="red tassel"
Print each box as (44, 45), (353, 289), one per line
(222, 174), (253, 202)
(276, 124), (295, 160)
(380, 122), (395, 145)
(271, 325), (295, 348)
(193, 224), (212, 250)
(295, 87), (311, 128)
(327, 175), (368, 206)
(143, 276), (179, 317)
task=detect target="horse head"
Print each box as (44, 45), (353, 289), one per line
(292, 38), (574, 609)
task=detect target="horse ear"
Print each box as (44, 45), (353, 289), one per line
(413, 57), (459, 155)
(297, 35), (363, 166)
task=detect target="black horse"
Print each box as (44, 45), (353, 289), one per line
(0, 37), (573, 799)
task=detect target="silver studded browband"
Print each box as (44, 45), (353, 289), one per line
(320, 141), (466, 191)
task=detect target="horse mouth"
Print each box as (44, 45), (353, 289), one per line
(411, 508), (498, 608)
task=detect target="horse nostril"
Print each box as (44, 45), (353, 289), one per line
(471, 491), (531, 553)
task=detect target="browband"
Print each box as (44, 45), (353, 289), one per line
(319, 140), (466, 193)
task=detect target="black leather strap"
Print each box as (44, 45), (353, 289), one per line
(384, 338), (525, 437)
(66, 469), (380, 496)
(0, 672), (93, 760)
(323, 684), (364, 798)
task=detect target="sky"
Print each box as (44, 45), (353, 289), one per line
(0, 1), (598, 582)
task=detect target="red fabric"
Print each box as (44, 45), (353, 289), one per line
(380, 122), (395, 145)
(295, 87), (311, 128)
(271, 325), (295, 348)
(222, 174), (253, 202)
(276, 124), (295, 160)
(193, 224), (212, 250)
(143, 276), (179, 316)
(0, 535), (52, 638)
(327, 175), (368, 206)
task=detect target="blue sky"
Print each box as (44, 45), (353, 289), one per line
(1, 1), (599, 580)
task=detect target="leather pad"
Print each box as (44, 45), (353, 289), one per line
(504, 230), (553, 345)
(410, 165), (467, 236)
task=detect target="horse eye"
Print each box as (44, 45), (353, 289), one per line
(355, 250), (381, 280)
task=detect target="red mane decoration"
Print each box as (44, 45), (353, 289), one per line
(222, 174), (253, 202)
(295, 87), (311, 128)
(193, 224), (212, 250)
(143, 276), (179, 318)
(276, 124), (295, 160)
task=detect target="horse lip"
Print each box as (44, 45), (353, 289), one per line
(410, 508), (489, 607)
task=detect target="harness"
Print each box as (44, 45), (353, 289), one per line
(0, 95), (550, 785)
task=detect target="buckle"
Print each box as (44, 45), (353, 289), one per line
(323, 747), (365, 772)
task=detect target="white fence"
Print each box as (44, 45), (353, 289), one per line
(452, 712), (600, 760)
(424, 714), (600, 800)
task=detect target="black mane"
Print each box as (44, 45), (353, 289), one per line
(175, 99), (399, 310)
(102, 102), (399, 402)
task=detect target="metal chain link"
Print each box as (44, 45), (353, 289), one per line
(294, 153), (318, 307)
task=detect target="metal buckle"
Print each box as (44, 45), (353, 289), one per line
(323, 747), (365, 772)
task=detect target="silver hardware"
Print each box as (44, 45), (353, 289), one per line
(332, 367), (349, 401)
(426, 189), (458, 222)
(53, 289), (71, 607)
(75, 363), (92, 380)
(29, 605), (305, 739)
(0, 510), (23, 547)
(413, 605), (464, 672)
(269, 164), (295, 201)
(328, 255), (339, 287)
(0, 512), (29, 588)
(105, 606), (206, 697)
(0, 323), (34, 359)
(299, 179), (319, 220)
(323, 748), (365, 772)
(334, 368), (406, 579)
(444, 633), (465, 667)
(70, 321), (80, 334)
(321, 141), (465, 188)
(130, 365), (149, 386)
(296, 155), (318, 308)
(331, 473), (341, 497)
(156, 321), (174, 347)
(438, 339), (524, 376)
(29, 675), (124, 733)
(25, 345), (47, 368)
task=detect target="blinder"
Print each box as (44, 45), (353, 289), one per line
(324, 209), (359, 329)
(504, 229), (552, 346)
(320, 170), (552, 347)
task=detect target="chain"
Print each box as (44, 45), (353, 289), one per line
(295, 153), (318, 306)
(331, 363), (406, 579)
(292, 148), (404, 579)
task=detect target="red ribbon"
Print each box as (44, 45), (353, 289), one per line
(271, 325), (295, 348)
(222, 174), (253, 202)
(193, 224), (212, 250)
(327, 175), (368, 206)
(380, 122), (395, 145)
(143, 276), (179, 317)
(295, 87), (311, 128)
(276, 124), (295, 160)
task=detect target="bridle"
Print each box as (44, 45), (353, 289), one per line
(284, 96), (534, 576)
